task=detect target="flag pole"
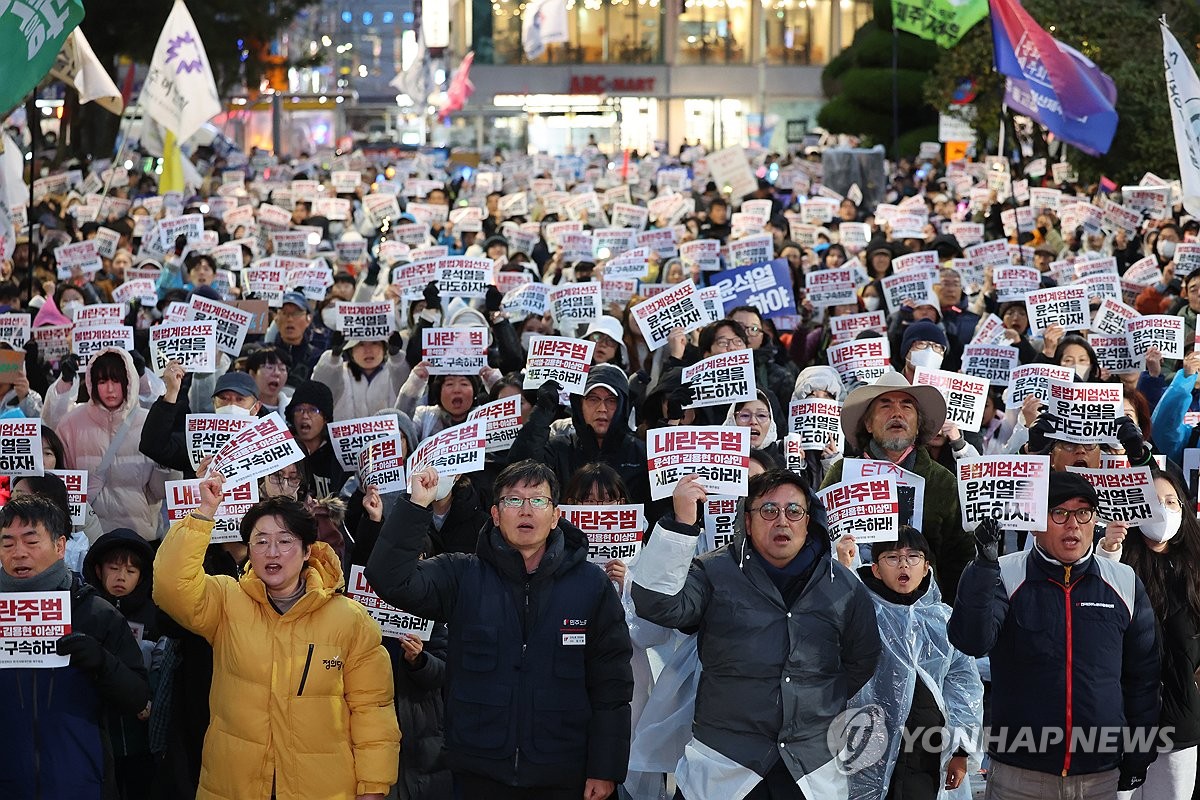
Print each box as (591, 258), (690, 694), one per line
(891, 25), (900, 158)
(98, 97), (141, 206)
(26, 93), (37, 309)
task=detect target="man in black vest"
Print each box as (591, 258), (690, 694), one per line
(366, 459), (633, 800)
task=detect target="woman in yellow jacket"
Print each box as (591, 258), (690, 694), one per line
(153, 471), (400, 800)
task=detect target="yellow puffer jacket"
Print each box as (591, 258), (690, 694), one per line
(153, 515), (400, 800)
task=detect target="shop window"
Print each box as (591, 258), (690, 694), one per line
(677, 0), (752, 64)
(486, 0), (663, 63)
(763, 0), (870, 65)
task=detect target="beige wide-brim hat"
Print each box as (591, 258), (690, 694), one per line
(840, 371), (948, 450)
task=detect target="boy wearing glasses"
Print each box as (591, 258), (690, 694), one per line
(845, 527), (983, 800)
(948, 472), (1161, 798)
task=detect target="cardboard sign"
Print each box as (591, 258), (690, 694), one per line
(962, 344), (1019, 386)
(165, 478), (259, 544)
(548, 282), (603, 326)
(727, 234), (774, 269)
(209, 412), (306, 487)
(1047, 379), (1121, 446)
(827, 338), (892, 384)
(788, 398), (843, 451)
(185, 414), (253, 472)
(434, 258), (492, 299)
(1091, 298), (1139, 337)
(406, 421), (486, 486)
(327, 415), (401, 472)
(881, 268), (938, 312)
(0, 420), (43, 476)
(421, 328), (487, 375)
(346, 566), (434, 641)
(54, 240), (102, 278)
(47, 470), (87, 527)
(1126, 315), (1185, 360)
(502, 282), (550, 319)
(1066, 467), (1165, 526)
(71, 325), (133, 364)
(0, 592), (71, 668)
(647, 426), (750, 501)
(358, 437), (407, 493)
(1004, 364), (1074, 406)
(522, 335), (595, 395)
(681, 350), (757, 409)
(956, 456), (1050, 532)
(805, 268), (858, 309)
(467, 395), (525, 453)
(149, 321), (217, 376)
(1025, 285), (1089, 335)
(629, 280), (707, 350)
(335, 301), (396, 341)
(710, 259), (795, 319)
(560, 505), (646, 565)
(913, 367), (988, 432)
(817, 478), (900, 544)
(830, 311), (886, 344)
(187, 296), (253, 356)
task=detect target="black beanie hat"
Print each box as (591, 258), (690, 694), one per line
(286, 380), (334, 424)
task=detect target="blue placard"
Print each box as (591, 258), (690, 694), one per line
(708, 258), (796, 319)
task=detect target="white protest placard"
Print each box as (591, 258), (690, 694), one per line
(956, 456), (1050, 532)
(523, 335), (595, 395)
(346, 566), (434, 641)
(186, 296), (253, 356)
(647, 426), (750, 501)
(913, 367), (988, 433)
(680, 239), (722, 272)
(603, 248), (651, 281)
(893, 251), (939, 274)
(1047, 379), (1121, 446)
(72, 303), (124, 329)
(467, 395), (525, 453)
(788, 398), (843, 451)
(965, 240), (1011, 271)
(32, 325), (71, 366)
(165, 478), (259, 543)
(331, 170), (362, 195)
(54, 240), (102, 278)
(727, 234), (774, 269)
(1127, 315), (1185, 360)
(946, 222), (984, 247)
(636, 228), (678, 259)
(1004, 364), (1074, 406)
(0, 313), (31, 348)
(805, 268), (857, 309)
(560, 505), (646, 565)
(390, 259), (438, 302)
(1066, 467), (1165, 526)
(156, 214), (205, 249)
(705, 146), (758, 200)
(502, 282), (550, 319)
(335, 301), (396, 340)
(1025, 285), (1089, 335)
(0, 420), (43, 476)
(827, 338), (892, 384)
(841, 459), (926, 529)
(1089, 334), (1142, 375)
(0, 592), (71, 668)
(271, 230), (314, 259)
(94, 227), (121, 259)
(149, 321), (217, 376)
(185, 414), (253, 472)
(406, 421), (486, 487)
(286, 264), (333, 302)
(700, 496), (741, 553)
(682, 350), (756, 409)
(1123, 256), (1162, 288)
(548, 282), (603, 327)
(47, 470), (87, 527)
(817, 478), (900, 544)
(610, 203), (649, 231)
(1122, 185), (1171, 219)
(422, 328), (488, 375)
(244, 263), (286, 306)
(602, 277), (639, 309)
(327, 415), (401, 472)
(358, 437), (407, 493)
(209, 412), (306, 487)
(838, 222), (872, 253)
(1091, 298), (1140, 337)
(962, 344), (1019, 386)
(968, 313), (1007, 346)
(435, 257), (492, 299)
(881, 269), (938, 311)
(593, 228), (636, 259)
(629, 280), (706, 350)
(830, 311), (886, 343)
(993, 266), (1041, 303)
(71, 325), (133, 364)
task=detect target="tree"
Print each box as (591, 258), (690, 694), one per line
(924, 0), (1200, 184)
(818, 0), (942, 157)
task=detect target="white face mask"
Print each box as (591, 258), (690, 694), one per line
(1141, 508), (1182, 543)
(1073, 364), (1090, 381)
(434, 473), (455, 501)
(908, 348), (943, 371)
(215, 402), (254, 417)
(322, 307), (339, 329)
(62, 300), (83, 318)
(521, 330), (539, 352)
(863, 296), (881, 312)
(1159, 240), (1177, 260)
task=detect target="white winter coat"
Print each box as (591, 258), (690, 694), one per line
(311, 349), (410, 422)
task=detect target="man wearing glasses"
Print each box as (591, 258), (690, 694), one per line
(949, 472), (1161, 798)
(366, 459), (634, 800)
(633, 469), (880, 799)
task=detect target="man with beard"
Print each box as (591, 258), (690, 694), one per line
(821, 372), (974, 601)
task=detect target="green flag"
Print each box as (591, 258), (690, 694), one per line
(891, 0), (988, 48)
(0, 0), (86, 117)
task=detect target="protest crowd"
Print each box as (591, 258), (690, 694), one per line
(8, 132), (1200, 800)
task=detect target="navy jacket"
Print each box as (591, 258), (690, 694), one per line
(366, 499), (633, 788)
(948, 548), (1160, 777)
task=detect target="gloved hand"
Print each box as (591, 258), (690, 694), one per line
(58, 353), (80, 384)
(1114, 415), (1150, 464)
(1025, 410), (1060, 454)
(330, 331), (347, 356)
(422, 280), (441, 312)
(485, 285), (504, 314)
(364, 258), (382, 286)
(973, 517), (1002, 566)
(1117, 760), (1148, 792)
(174, 234), (188, 257)
(387, 331), (404, 356)
(536, 380), (562, 413)
(667, 382), (696, 422)
(631, 369), (651, 387)
(56, 633), (108, 674)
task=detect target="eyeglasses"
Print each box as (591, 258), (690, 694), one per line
(735, 411), (771, 425)
(714, 337), (747, 350)
(292, 404), (323, 417)
(249, 535), (301, 553)
(1161, 496), (1183, 510)
(877, 552), (927, 568)
(1053, 442), (1099, 453)
(909, 341), (946, 355)
(1049, 507), (1096, 525)
(583, 393), (618, 410)
(747, 502), (808, 522)
(498, 496), (554, 510)
(741, 325), (762, 335)
(259, 362), (288, 373)
(268, 474), (303, 489)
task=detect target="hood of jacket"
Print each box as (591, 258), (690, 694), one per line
(569, 363), (632, 450)
(476, 514), (589, 584)
(237, 540), (345, 611)
(372, 406), (420, 456)
(640, 365), (683, 427)
(722, 389), (779, 449)
(86, 346), (140, 419)
(793, 365), (847, 402)
(82, 526), (154, 612)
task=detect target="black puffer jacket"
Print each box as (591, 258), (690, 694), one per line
(388, 623), (452, 799)
(83, 528), (161, 641)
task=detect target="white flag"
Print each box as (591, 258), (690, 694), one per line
(141, 0), (221, 142)
(1164, 19), (1200, 217)
(50, 30), (123, 116)
(522, 0), (569, 60)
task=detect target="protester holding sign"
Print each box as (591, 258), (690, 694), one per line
(313, 324), (410, 422)
(153, 472), (400, 800)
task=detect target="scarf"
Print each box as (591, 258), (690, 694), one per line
(0, 558), (72, 593)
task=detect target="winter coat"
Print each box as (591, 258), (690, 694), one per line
(312, 349), (411, 423)
(631, 503), (882, 800)
(848, 569), (983, 800)
(0, 573), (151, 800)
(388, 623), (453, 800)
(47, 347), (170, 538)
(152, 515), (400, 800)
(365, 498), (634, 788)
(948, 547), (1161, 777)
